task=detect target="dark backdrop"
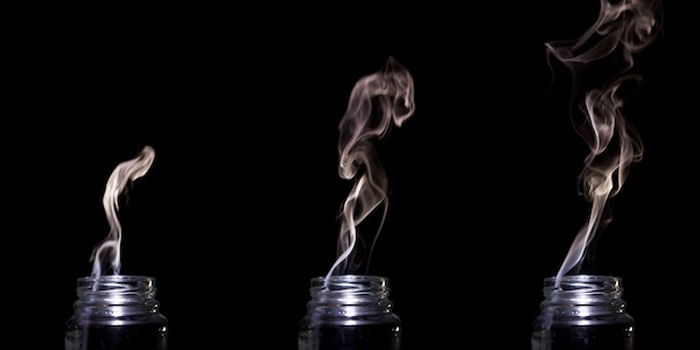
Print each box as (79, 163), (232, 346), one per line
(6, 1), (696, 349)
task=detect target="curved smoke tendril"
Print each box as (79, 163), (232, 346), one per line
(91, 146), (156, 279)
(547, 0), (662, 287)
(325, 58), (415, 284)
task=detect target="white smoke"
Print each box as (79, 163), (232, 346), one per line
(91, 146), (156, 279)
(546, 0), (662, 286)
(324, 58), (416, 283)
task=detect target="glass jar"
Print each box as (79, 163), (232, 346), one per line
(65, 275), (168, 350)
(532, 275), (634, 350)
(299, 275), (401, 350)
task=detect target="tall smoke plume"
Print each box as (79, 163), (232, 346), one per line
(546, 0), (662, 286)
(91, 146), (155, 279)
(325, 58), (415, 282)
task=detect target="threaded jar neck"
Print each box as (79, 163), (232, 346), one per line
(74, 275), (160, 318)
(541, 275), (627, 317)
(308, 275), (393, 318)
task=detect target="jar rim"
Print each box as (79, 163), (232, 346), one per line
(309, 274), (390, 298)
(77, 275), (155, 283)
(542, 274), (624, 299)
(544, 274), (621, 285)
(310, 274), (387, 284)
(76, 275), (157, 297)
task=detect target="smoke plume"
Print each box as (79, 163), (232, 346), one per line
(91, 146), (156, 279)
(324, 58), (415, 282)
(546, 0), (662, 286)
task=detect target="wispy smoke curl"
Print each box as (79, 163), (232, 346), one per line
(325, 58), (415, 282)
(547, 0), (662, 286)
(91, 146), (155, 279)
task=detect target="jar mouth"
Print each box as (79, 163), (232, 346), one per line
(311, 274), (387, 284)
(77, 275), (156, 296)
(311, 274), (387, 287)
(78, 275), (154, 283)
(310, 275), (389, 296)
(544, 274), (620, 285)
(543, 274), (623, 298)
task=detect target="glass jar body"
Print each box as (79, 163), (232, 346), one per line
(532, 275), (634, 350)
(65, 275), (168, 350)
(299, 275), (401, 350)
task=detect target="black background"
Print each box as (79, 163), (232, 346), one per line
(6, 1), (697, 349)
